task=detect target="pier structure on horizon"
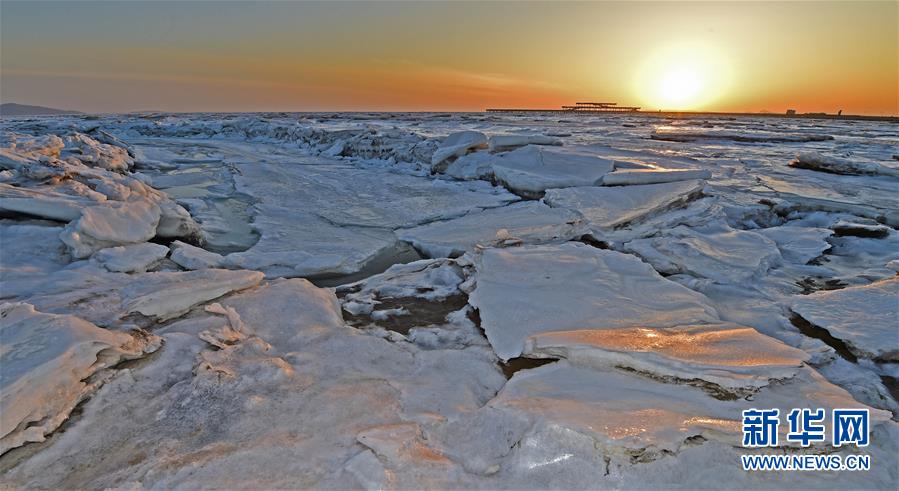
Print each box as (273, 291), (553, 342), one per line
(487, 101), (640, 113)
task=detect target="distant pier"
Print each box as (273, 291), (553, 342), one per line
(485, 101), (899, 123)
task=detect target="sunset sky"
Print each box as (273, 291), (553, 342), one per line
(2, 1), (896, 115)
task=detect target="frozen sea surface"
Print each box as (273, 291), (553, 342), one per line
(1, 112), (897, 489)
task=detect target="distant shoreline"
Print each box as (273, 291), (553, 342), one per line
(484, 108), (899, 123)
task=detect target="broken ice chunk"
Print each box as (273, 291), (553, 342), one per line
(601, 168), (711, 186)
(756, 226), (833, 264)
(624, 226), (782, 283)
(790, 152), (899, 178)
(791, 277), (898, 361)
(121, 269), (264, 321)
(397, 201), (585, 258)
(469, 243), (719, 360)
(0, 183), (97, 222)
(60, 200), (162, 258)
(491, 146), (615, 196)
(170, 240), (225, 270)
(0, 303), (161, 453)
(544, 179), (705, 230)
(524, 323), (810, 394)
(651, 127), (833, 143)
(430, 131), (488, 171)
(488, 134), (562, 152)
(92, 242), (170, 273)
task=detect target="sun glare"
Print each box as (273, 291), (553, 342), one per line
(634, 42), (730, 111)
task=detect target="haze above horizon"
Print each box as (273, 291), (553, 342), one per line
(1, 1), (896, 115)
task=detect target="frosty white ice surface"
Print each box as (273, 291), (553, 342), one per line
(491, 145), (615, 196)
(398, 201), (585, 258)
(0, 303), (160, 453)
(0, 183), (96, 221)
(756, 226), (833, 264)
(488, 134), (563, 152)
(61, 200), (161, 258)
(601, 168), (712, 185)
(651, 127), (834, 143)
(624, 225), (783, 283)
(791, 152), (899, 178)
(169, 240), (224, 270)
(523, 323), (809, 393)
(469, 243), (719, 360)
(792, 277), (898, 361)
(91, 242), (170, 273)
(121, 269), (264, 320)
(430, 131), (488, 171)
(2, 113), (898, 488)
(544, 179), (705, 230)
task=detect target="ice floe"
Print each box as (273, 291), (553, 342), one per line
(602, 168), (711, 186)
(430, 131), (488, 171)
(121, 269), (264, 321)
(792, 277), (898, 361)
(170, 240), (225, 270)
(398, 201), (585, 258)
(469, 243), (719, 360)
(0, 302), (161, 453)
(491, 145), (615, 196)
(625, 225), (783, 283)
(651, 127), (834, 143)
(488, 134), (563, 152)
(3, 112), (898, 488)
(91, 242), (170, 273)
(523, 323), (809, 394)
(544, 179), (705, 230)
(790, 152), (899, 178)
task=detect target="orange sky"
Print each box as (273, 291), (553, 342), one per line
(2, 1), (896, 115)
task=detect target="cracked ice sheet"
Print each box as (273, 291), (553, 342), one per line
(397, 201), (586, 258)
(791, 276), (899, 362)
(223, 152), (516, 277)
(523, 323), (809, 393)
(544, 179), (705, 230)
(8, 264), (263, 328)
(1, 278), (504, 490)
(0, 221), (68, 297)
(490, 145), (615, 195)
(624, 225), (783, 284)
(484, 362), (896, 490)
(0, 303), (161, 453)
(469, 243), (720, 361)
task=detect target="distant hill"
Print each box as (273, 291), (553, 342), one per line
(0, 103), (82, 116)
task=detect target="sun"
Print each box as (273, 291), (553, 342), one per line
(658, 68), (704, 107)
(634, 42), (730, 111)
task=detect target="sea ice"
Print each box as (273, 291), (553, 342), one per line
(601, 168), (712, 186)
(790, 152), (899, 178)
(469, 243), (719, 360)
(488, 134), (562, 152)
(491, 145), (615, 196)
(544, 179), (705, 230)
(60, 200), (161, 258)
(791, 277), (898, 361)
(624, 225), (783, 283)
(169, 240), (225, 270)
(0, 303), (161, 453)
(756, 226), (833, 264)
(397, 201), (585, 258)
(651, 127), (834, 143)
(91, 242), (170, 273)
(523, 323), (809, 393)
(121, 269), (264, 321)
(430, 131), (488, 171)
